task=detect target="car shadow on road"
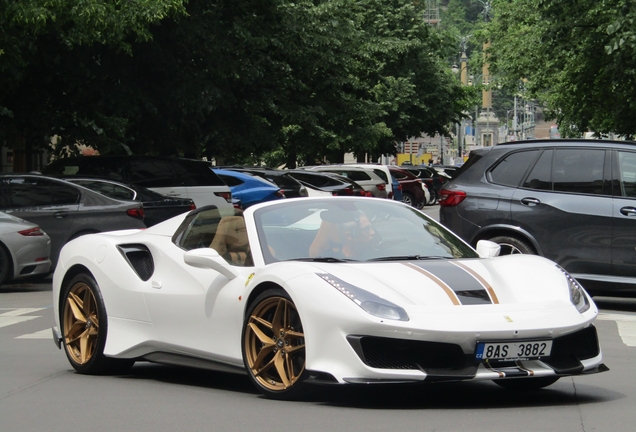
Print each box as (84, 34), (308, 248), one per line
(0, 278), (53, 293)
(308, 380), (622, 409)
(120, 363), (259, 396)
(116, 363), (622, 408)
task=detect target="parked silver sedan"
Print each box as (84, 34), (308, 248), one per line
(0, 211), (51, 285)
(0, 174), (147, 268)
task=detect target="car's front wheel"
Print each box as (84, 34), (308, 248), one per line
(486, 235), (535, 255)
(242, 289), (307, 400)
(494, 376), (559, 391)
(61, 273), (134, 375)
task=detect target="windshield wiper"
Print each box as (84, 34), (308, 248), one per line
(367, 255), (451, 262)
(284, 257), (358, 263)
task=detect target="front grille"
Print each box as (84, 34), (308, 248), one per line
(117, 244), (154, 281)
(348, 335), (467, 370)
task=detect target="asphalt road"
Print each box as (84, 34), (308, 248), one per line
(2, 280), (636, 432)
(2, 205), (635, 432)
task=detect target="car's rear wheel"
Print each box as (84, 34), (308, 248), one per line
(402, 192), (414, 207)
(494, 376), (559, 391)
(61, 273), (134, 375)
(242, 289), (307, 400)
(486, 235), (535, 255)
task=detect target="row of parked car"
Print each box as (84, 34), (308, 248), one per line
(0, 156), (435, 285)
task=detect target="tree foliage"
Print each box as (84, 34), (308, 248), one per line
(486, 0), (636, 137)
(1, 0), (472, 167)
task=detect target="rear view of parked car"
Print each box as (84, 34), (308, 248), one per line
(287, 170), (368, 197)
(304, 166), (388, 198)
(221, 167), (308, 198)
(0, 212), (51, 285)
(42, 155), (232, 209)
(388, 166), (427, 208)
(439, 139), (636, 296)
(0, 174), (146, 267)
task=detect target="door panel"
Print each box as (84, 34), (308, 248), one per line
(612, 150), (636, 279)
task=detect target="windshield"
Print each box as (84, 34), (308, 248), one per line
(254, 199), (477, 264)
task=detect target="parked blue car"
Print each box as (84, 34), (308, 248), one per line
(213, 169), (285, 208)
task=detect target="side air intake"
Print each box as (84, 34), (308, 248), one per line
(117, 244), (155, 281)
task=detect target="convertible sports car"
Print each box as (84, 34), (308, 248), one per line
(51, 197), (607, 399)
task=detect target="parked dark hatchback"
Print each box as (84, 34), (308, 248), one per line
(439, 139), (636, 295)
(63, 178), (196, 227)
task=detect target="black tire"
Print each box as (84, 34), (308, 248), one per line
(242, 288), (307, 400)
(0, 244), (11, 286)
(494, 376), (559, 391)
(60, 273), (134, 375)
(486, 235), (535, 255)
(402, 192), (414, 207)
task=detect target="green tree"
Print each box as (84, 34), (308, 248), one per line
(486, 0), (636, 137)
(0, 0), (187, 166)
(1, 0), (473, 168)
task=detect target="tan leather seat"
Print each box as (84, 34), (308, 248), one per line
(210, 216), (252, 266)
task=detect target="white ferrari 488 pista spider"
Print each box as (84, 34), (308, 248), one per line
(52, 197), (607, 399)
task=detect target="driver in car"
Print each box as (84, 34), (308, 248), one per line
(309, 209), (378, 259)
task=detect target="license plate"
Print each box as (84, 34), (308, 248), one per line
(475, 340), (553, 362)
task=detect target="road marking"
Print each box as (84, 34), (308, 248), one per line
(16, 329), (52, 339)
(0, 308), (45, 329)
(597, 313), (636, 347)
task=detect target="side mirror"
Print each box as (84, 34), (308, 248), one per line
(184, 248), (239, 280)
(476, 240), (501, 258)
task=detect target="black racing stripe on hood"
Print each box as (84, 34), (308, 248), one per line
(409, 261), (492, 305)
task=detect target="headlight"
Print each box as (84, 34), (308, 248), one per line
(317, 273), (409, 321)
(558, 266), (590, 313)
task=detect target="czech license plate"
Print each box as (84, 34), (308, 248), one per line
(475, 340), (553, 362)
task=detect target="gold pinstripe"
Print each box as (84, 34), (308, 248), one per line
(452, 261), (500, 304)
(403, 262), (461, 305)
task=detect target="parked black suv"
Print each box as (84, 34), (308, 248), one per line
(439, 139), (636, 295)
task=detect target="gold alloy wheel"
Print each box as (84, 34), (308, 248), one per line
(63, 282), (100, 365)
(244, 296), (305, 392)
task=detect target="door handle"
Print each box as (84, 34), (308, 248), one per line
(620, 206), (636, 216)
(54, 211), (69, 218)
(520, 197), (541, 206)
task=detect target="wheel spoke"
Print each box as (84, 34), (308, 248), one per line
(79, 330), (92, 364)
(285, 343), (305, 354)
(65, 321), (86, 341)
(252, 345), (274, 373)
(253, 354), (276, 377)
(248, 321), (275, 346)
(67, 293), (87, 323)
(270, 298), (285, 332)
(82, 288), (94, 317)
(274, 351), (291, 388)
(251, 315), (273, 331)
